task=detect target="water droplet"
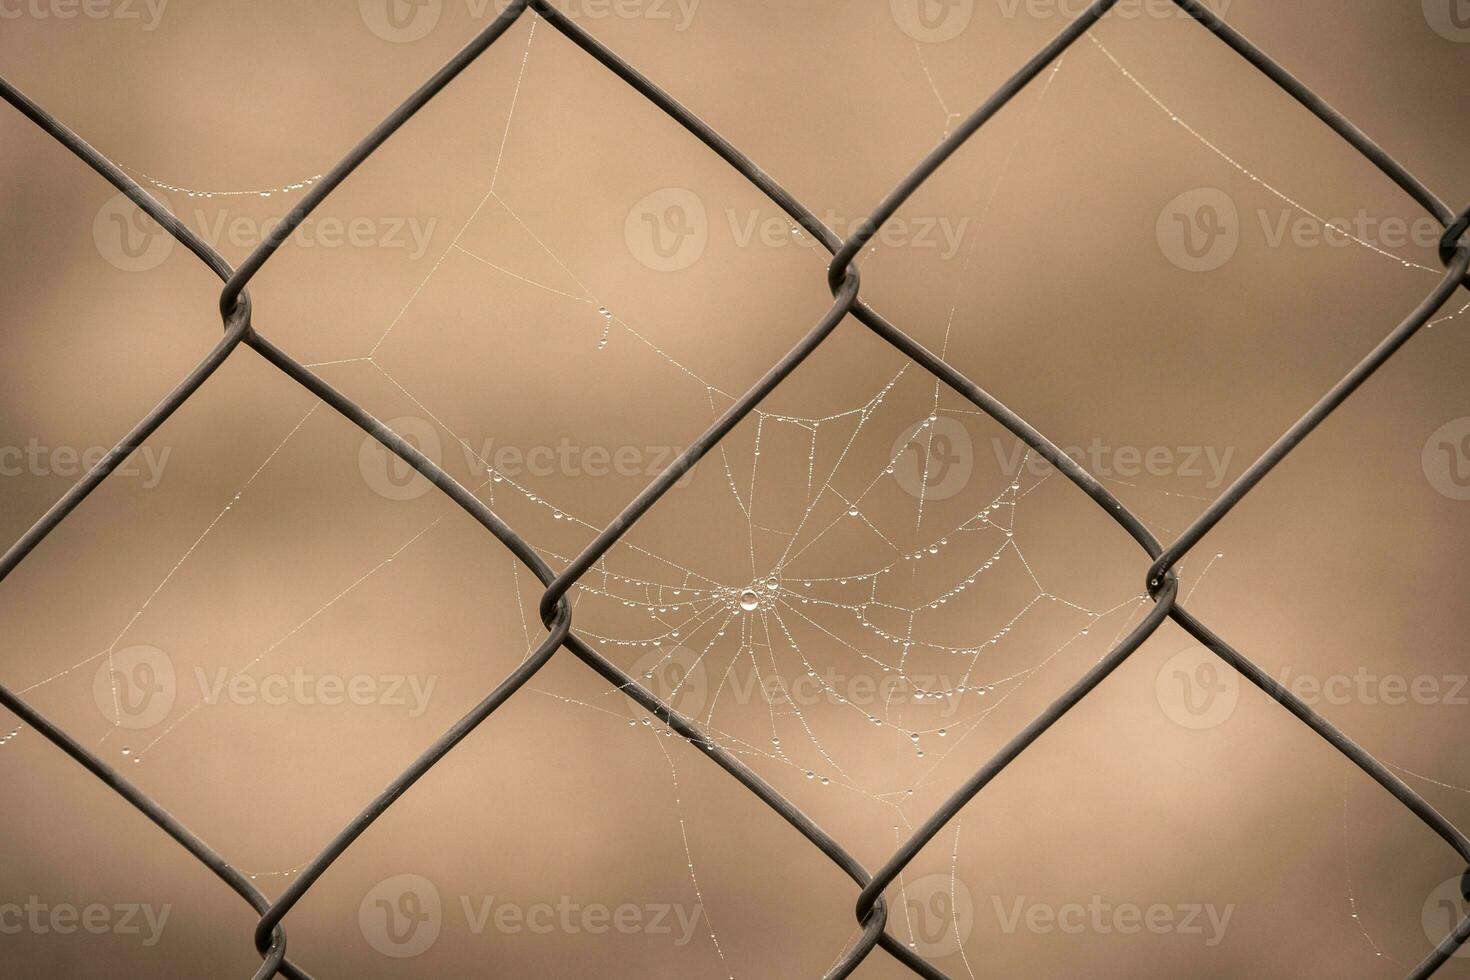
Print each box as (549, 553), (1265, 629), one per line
(121, 747), (131, 756)
(739, 589), (760, 611)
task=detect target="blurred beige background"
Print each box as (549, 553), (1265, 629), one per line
(2, 0), (1469, 976)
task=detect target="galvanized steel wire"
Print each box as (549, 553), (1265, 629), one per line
(2, 0), (1469, 976)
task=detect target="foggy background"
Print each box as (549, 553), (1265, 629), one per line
(1, 0), (1469, 976)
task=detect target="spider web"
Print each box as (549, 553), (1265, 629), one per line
(4, 9), (1469, 976)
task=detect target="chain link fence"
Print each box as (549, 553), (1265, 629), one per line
(2, 0), (1468, 976)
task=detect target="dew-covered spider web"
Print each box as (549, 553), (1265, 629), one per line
(4, 9), (1469, 976)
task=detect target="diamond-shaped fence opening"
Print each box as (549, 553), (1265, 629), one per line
(2, 1), (1469, 977)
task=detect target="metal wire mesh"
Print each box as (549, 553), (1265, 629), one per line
(2, 1), (1468, 976)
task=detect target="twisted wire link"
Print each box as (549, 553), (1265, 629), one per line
(1, 0), (1467, 976)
